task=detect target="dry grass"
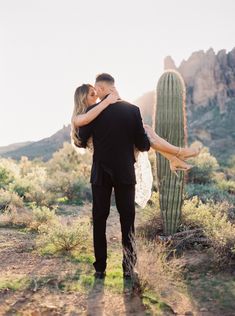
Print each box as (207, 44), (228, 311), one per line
(0, 206), (32, 228)
(134, 238), (197, 315)
(36, 216), (92, 254)
(136, 239), (183, 293)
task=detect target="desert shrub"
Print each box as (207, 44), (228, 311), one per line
(0, 189), (24, 211)
(24, 185), (56, 207)
(187, 144), (219, 184)
(29, 205), (57, 231)
(0, 206), (32, 228)
(46, 142), (92, 204)
(226, 155), (235, 180)
(185, 183), (235, 205)
(22, 166), (56, 206)
(0, 203), (57, 230)
(45, 170), (91, 204)
(36, 216), (92, 253)
(0, 166), (14, 189)
(18, 156), (35, 177)
(8, 177), (32, 198)
(47, 142), (91, 175)
(182, 197), (235, 262)
(216, 179), (235, 195)
(0, 158), (19, 189)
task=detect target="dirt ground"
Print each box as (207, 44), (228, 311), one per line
(0, 205), (150, 316)
(0, 204), (235, 315)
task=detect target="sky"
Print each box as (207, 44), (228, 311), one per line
(0, 0), (234, 146)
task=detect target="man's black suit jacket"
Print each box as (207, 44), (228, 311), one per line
(78, 98), (150, 185)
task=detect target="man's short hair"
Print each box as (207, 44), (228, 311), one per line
(95, 73), (115, 84)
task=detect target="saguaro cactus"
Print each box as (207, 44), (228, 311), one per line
(155, 70), (187, 235)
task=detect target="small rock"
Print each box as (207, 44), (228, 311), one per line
(200, 307), (208, 312)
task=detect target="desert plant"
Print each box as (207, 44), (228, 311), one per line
(0, 188), (24, 211)
(45, 142), (92, 204)
(185, 183), (235, 205)
(155, 70), (187, 235)
(37, 217), (92, 253)
(216, 179), (235, 195)
(187, 145), (219, 184)
(0, 206), (32, 228)
(45, 170), (91, 204)
(0, 158), (18, 189)
(29, 205), (57, 231)
(8, 177), (32, 198)
(182, 197), (235, 262)
(136, 238), (184, 315)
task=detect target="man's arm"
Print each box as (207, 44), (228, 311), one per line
(134, 107), (151, 151)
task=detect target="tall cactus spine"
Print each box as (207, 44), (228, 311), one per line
(155, 70), (187, 235)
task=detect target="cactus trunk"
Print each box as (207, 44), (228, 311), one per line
(155, 70), (187, 235)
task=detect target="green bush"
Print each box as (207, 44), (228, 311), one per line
(8, 177), (32, 198)
(216, 179), (235, 195)
(47, 142), (91, 175)
(182, 197), (235, 262)
(185, 183), (235, 205)
(45, 170), (91, 204)
(37, 217), (92, 253)
(187, 145), (219, 184)
(0, 189), (24, 211)
(29, 205), (57, 231)
(0, 158), (18, 189)
(45, 142), (92, 204)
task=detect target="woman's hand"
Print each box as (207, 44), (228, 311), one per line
(106, 87), (121, 104)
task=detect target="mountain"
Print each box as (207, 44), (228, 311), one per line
(137, 47), (235, 165)
(1, 125), (71, 162)
(1, 47), (235, 164)
(0, 141), (33, 155)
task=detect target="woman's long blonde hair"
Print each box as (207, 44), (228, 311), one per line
(70, 84), (93, 148)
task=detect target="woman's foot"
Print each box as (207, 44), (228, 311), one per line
(175, 145), (202, 160)
(169, 156), (193, 177)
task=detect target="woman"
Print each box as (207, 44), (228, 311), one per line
(71, 84), (120, 148)
(71, 84), (200, 172)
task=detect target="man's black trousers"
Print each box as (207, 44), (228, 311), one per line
(91, 171), (137, 273)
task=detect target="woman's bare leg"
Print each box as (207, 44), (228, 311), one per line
(144, 125), (201, 159)
(149, 133), (179, 154)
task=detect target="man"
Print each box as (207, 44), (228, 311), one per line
(78, 73), (150, 279)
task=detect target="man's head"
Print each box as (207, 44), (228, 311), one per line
(95, 73), (115, 99)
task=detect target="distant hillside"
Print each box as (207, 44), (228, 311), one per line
(1, 125), (71, 161)
(1, 47), (235, 164)
(0, 141), (33, 155)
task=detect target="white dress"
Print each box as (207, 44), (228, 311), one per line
(134, 150), (153, 208)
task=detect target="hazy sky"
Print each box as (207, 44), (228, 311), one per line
(0, 0), (234, 146)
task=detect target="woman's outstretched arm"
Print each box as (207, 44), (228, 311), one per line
(72, 89), (120, 127)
